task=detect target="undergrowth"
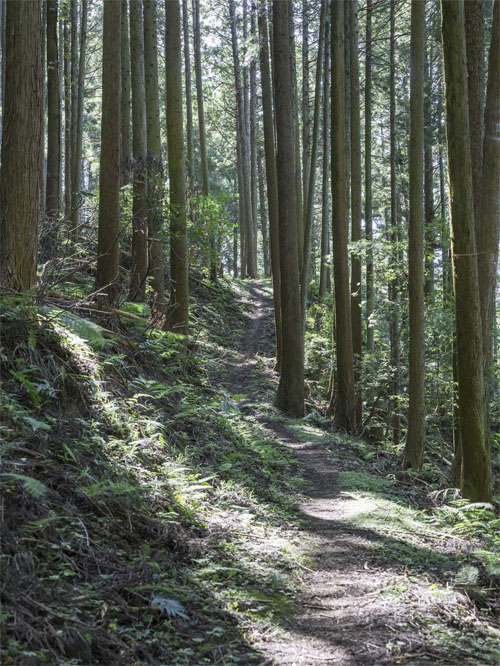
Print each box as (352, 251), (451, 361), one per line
(0, 279), (305, 665)
(2, 278), (499, 664)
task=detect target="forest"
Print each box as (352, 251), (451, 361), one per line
(0, 0), (499, 663)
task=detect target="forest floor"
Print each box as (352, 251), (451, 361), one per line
(1, 276), (499, 665)
(219, 280), (500, 666)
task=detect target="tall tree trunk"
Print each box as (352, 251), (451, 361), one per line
(328, 0), (356, 432)
(236, 129), (246, 277)
(249, 2), (258, 277)
(182, 0), (194, 193)
(229, 0), (252, 279)
(70, 0), (77, 220)
(0, 0), (43, 291)
(344, 1), (350, 232)
(300, 0), (326, 325)
(233, 178), (239, 278)
(70, 0), (87, 244)
(465, 0), (484, 237)
(380, 124), (392, 425)
(441, 0), (491, 502)
(121, 0), (132, 185)
(291, 14), (304, 279)
(144, 0), (165, 313)
(389, 0), (400, 445)
(302, 0), (310, 204)
(41, 0), (46, 214)
(45, 0), (60, 223)
(258, 0), (282, 369)
(424, 36), (435, 301)
(438, 63), (460, 483)
(0, 0), (6, 136)
(63, 17), (71, 222)
(241, 0), (257, 277)
(365, 0), (374, 352)
(273, 0), (304, 418)
(193, 0), (216, 280)
(319, 3), (330, 301)
(58, 9), (64, 208)
(95, 0), (121, 307)
(258, 149), (271, 277)
(439, 128), (451, 304)
(165, 0), (189, 336)
(405, 0), (426, 470)
(477, 0), (500, 431)
(129, 0), (148, 302)
(349, 0), (362, 427)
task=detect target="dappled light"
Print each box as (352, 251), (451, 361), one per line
(1, 0), (499, 662)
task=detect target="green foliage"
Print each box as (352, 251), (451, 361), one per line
(188, 193), (236, 272)
(338, 470), (392, 494)
(0, 473), (48, 498)
(1, 279), (304, 666)
(120, 301), (151, 317)
(42, 307), (110, 349)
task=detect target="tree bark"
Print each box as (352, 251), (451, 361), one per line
(249, 2), (258, 277)
(258, 0), (282, 369)
(328, 0), (356, 432)
(165, 0), (189, 336)
(291, 12), (304, 280)
(193, 0), (216, 281)
(0, 0), (43, 291)
(364, 0), (374, 352)
(129, 0), (149, 302)
(236, 129), (246, 277)
(63, 16), (71, 221)
(477, 0), (500, 428)
(70, 0), (87, 243)
(58, 7), (64, 208)
(182, 0), (194, 192)
(465, 0), (484, 236)
(405, 0), (426, 470)
(441, 0), (492, 501)
(45, 0), (60, 222)
(300, 0), (326, 326)
(319, 2), (330, 301)
(302, 0), (310, 205)
(273, 0), (304, 417)
(229, 0), (252, 279)
(349, 0), (362, 427)
(0, 0), (5, 134)
(70, 0), (77, 218)
(389, 0), (400, 446)
(344, 1), (350, 236)
(241, 0), (257, 277)
(424, 35), (435, 301)
(144, 0), (165, 313)
(258, 149), (271, 277)
(95, 0), (121, 307)
(121, 0), (132, 185)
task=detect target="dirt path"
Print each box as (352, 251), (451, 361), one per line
(221, 282), (498, 666)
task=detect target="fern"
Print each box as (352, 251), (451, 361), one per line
(42, 307), (109, 349)
(1, 473), (47, 498)
(22, 415), (52, 432)
(121, 301), (151, 317)
(454, 565), (480, 587)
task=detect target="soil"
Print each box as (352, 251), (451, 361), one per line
(221, 282), (498, 666)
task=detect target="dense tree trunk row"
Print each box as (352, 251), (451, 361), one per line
(1, 0), (498, 502)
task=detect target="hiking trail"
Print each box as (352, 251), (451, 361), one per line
(218, 281), (497, 666)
